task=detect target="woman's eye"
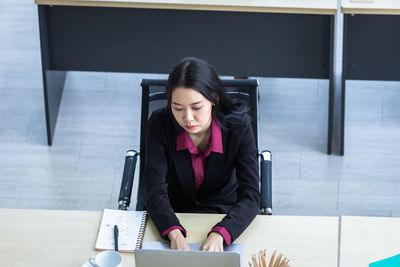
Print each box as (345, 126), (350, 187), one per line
(173, 108), (183, 111)
(192, 106), (202, 110)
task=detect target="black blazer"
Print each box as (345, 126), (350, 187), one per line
(144, 107), (260, 242)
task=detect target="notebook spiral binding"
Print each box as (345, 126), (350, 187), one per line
(136, 211), (148, 249)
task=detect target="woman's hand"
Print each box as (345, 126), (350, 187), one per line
(200, 232), (224, 252)
(168, 229), (190, 251)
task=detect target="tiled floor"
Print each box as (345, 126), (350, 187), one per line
(0, 0), (399, 217)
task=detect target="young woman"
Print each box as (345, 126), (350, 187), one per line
(144, 57), (260, 252)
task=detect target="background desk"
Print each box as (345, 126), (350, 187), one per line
(339, 1), (400, 155)
(34, 0), (340, 154)
(0, 209), (339, 267)
(340, 216), (400, 267)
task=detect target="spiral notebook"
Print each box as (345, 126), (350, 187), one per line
(95, 209), (148, 252)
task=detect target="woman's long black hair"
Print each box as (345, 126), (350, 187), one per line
(166, 57), (250, 128)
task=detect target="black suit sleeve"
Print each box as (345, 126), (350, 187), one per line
(215, 122), (260, 241)
(143, 113), (185, 237)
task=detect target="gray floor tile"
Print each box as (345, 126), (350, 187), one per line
(0, 169), (115, 211)
(270, 151), (301, 180)
(273, 179), (338, 212)
(382, 94), (400, 126)
(26, 114), (47, 145)
(338, 181), (400, 211)
(339, 152), (400, 182)
(0, 143), (81, 172)
(391, 211), (400, 217)
(78, 144), (128, 174)
(273, 207), (391, 217)
(0, 114), (31, 141)
(299, 152), (344, 180)
(345, 125), (400, 154)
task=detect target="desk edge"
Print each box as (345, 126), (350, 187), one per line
(342, 7), (400, 15)
(35, 0), (337, 15)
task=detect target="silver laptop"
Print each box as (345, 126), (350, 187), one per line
(135, 249), (241, 267)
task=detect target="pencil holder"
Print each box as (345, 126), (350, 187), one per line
(249, 249), (290, 267)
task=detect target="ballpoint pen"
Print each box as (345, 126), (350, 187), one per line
(114, 225), (119, 251)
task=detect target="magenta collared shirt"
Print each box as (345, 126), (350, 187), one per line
(161, 117), (232, 246)
(176, 117), (223, 190)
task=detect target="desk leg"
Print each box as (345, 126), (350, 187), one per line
(327, 16), (335, 155)
(328, 15), (345, 156)
(337, 15), (348, 156)
(38, 5), (67, 146)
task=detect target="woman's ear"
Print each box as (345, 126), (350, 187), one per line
(213, 95), (219, 106)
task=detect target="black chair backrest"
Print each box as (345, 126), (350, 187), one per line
(136, 78), (259, 210)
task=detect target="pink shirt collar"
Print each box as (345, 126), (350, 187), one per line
(176, 117), (223, 155)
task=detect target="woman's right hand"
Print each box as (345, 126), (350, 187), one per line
(168, 229), (190, 251)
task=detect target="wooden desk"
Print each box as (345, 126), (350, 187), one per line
(338, 1), (400, 155)
(35, 0), (337, 14)
(342, 0), (400, 15)
(0, 209), (133, 267)
(340, 216), (400, 267)
(0, 209), (130, 267)
(0, 209), (339, 267)
(34, 0), (340, 155)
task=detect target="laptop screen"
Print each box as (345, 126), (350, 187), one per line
(135, 249), (241, 267)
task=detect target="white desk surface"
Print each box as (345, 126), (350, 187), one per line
(34, 0), (338, 15)
(0, 208), (340, 267)
(340, 216), (400, 267)
(342, 0), (400, 14)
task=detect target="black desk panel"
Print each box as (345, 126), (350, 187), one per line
(344, 14), (400, 81)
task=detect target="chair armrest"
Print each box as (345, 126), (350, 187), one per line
(118, 150), (139, 210)
(259, 150), (272, 215)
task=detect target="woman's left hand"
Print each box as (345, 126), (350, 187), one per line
(199, 232), (224, 252)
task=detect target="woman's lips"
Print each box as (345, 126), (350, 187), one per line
(186, 125), (197, 130)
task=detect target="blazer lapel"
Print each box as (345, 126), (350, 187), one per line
(174, 149), (196, 202)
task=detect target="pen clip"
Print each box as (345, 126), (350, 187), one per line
(114, 225), (119, 251)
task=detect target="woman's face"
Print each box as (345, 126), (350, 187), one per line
(171, 87), (213, 136)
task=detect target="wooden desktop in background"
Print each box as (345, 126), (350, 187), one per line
(342, 0), (400, 14)
(34, 0), (337, 14)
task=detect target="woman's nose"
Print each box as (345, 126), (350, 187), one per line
(184, 109), (194, 121)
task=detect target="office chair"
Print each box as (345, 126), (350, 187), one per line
(118, 79), (272, 215)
